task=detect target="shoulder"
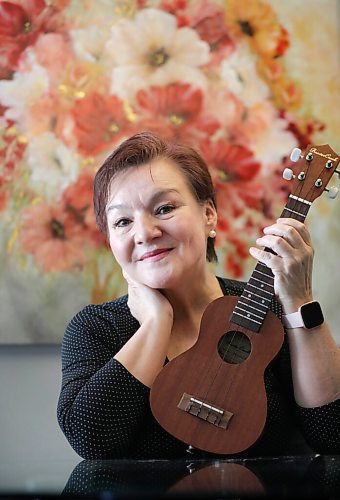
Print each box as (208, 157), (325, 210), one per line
(78, 294), (131, 322)
(63, 295), (139, 351)
(217, 276), (246, 296)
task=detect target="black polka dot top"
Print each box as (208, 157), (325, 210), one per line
(57, 277), (340, 459)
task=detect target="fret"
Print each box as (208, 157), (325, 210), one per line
(245, 283), (272, 298)
(238, 295), (267, 312)
(253, 268), (274, 282)
(238, 298), (267, 313)
(234, 306), (266, 322)
(280, 197), (310, 221)
(248, 277), (273, 294)
(232, 311), (262, 326)
(283, 207), (307, 220)
(230, 312), (262, 332)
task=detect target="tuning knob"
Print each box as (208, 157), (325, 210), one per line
(326, 186), (339, 199)
(283, 168), (295, 181)
(290, 148), (302, 162)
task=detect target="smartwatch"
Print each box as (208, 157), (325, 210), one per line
(282, 301), (324, 330)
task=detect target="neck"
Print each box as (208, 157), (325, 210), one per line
(163, 269), (222, 326)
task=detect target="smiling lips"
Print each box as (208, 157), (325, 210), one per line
(139, 248), (173, 262)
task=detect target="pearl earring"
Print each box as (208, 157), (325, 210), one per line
(209, 229), (217, 238)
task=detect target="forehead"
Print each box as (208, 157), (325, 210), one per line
(107, 158), (192, 202)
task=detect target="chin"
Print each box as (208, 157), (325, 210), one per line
(140, 272), (178, 290)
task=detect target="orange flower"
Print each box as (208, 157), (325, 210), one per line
(136, 83), (219, 147)
(71, 92), (135, 156)
(19, 202), (86, 273)
(225, 0), (290, 58)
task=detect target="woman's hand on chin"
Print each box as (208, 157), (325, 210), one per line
(123, 270), (174, 326)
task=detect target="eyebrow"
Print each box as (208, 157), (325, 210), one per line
(106, 188), (181, 213)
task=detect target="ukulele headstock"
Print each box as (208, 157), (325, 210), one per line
(283, 144), (340, 203)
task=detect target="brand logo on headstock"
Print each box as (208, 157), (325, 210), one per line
(309, 147), (338, 162)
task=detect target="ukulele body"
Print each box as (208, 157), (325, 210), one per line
(150, 295), (284, 455)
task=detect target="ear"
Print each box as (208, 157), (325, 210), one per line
(204, 199), (217, 233)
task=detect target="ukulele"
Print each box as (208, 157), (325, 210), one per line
(150, 144), (339, 455)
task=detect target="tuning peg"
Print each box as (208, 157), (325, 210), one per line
(325, 186), (339, 199)
(290, 148), (302, 162)
(283, 168), (295, 180)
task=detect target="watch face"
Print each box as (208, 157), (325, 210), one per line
(301, 301), (324, 329)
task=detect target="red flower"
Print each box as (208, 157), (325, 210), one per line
(71, 92), (135, 156)
(215, 218), (251, 278)
(18, 202), (86, 273)
(136, 83), (219, 147)
(62, 170), (106, 248)
(159, 0), (190, 27)
(200, 138), (263, 216)
(0, 0), (65, 78)
(191, 1), (235, 66)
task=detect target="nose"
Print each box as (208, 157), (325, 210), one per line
(134, 213), (162, 245)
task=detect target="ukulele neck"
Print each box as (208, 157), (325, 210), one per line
(230, 195), (311, 333)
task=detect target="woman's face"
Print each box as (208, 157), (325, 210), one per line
(106, 158), (217, 290)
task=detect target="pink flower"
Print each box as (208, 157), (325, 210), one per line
(19, 202), (86, 273)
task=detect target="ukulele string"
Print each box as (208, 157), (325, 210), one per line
(188, 307), (242, 440)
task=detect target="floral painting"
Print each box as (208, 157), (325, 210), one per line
(0, 0), (339, 343)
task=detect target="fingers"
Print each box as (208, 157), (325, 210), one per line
(249, 217), (314, 272)
(266, 218), (312, 246)
(254, 218), (312, 257)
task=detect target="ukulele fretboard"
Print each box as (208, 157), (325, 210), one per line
(230, 195), (311, 332)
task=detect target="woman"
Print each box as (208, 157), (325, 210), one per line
(57, 132), (340, 459)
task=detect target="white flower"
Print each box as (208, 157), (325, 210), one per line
(105, 8), (210, 100)
(26, 132), (80, 198)
(0, 53), (49, 123)
(70, 25), (109, 63)
(220, 46), (269, 106)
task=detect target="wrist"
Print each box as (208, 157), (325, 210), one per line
(282, 300), (324, 330)
(281, 296), (313, 315)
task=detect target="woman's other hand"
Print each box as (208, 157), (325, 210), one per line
(249, 217), (314, 313)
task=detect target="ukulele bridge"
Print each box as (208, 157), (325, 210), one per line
(177, 392), (234, 429)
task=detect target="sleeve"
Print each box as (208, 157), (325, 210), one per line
(274, 337), (340, 454)
(57, 305), (151, 459)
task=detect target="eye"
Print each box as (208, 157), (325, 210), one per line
(156, 204), (175, 216)
(113, 218), (131, 228)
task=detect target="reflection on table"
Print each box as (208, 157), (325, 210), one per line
(62, 455), (340, 499)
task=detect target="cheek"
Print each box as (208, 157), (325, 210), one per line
(108, 234), (128, 264)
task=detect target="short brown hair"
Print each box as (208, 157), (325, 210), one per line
(93, 131), (218, 262)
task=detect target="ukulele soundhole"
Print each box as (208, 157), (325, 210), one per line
(218, 331), (251, 364)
